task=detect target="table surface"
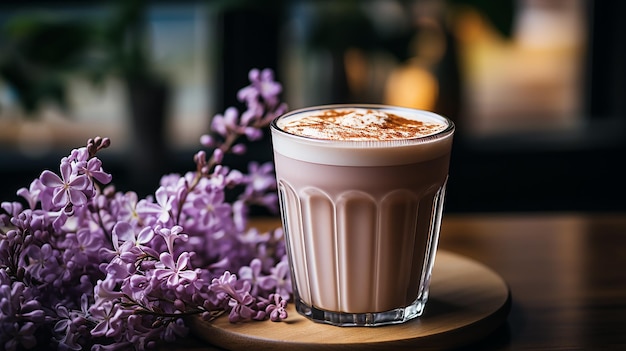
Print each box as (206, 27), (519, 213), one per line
(167, 213), (626, 350)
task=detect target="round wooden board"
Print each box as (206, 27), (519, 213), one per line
(189, 250), (511, 350)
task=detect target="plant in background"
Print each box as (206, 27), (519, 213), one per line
(0, 0), (165, 115)
(0, 0), (181, 197)
(0, 68), (288, 350)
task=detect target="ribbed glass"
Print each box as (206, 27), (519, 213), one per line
(278, 180), (447, 326)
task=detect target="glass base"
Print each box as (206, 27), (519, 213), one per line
(294, 295), (428, 327)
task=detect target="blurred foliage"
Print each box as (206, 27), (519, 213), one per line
(0, 0), (156, 116)
(0, 0), (514, 116)
(307, 0), (414, 61)
(306, 0), (514, 62)
(0, 15), (95, 113)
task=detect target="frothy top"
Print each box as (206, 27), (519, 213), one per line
(271, 105), (454, 166)
(278, 108), (447, 141)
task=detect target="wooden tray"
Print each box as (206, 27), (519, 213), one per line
(189, 250), (511, 350)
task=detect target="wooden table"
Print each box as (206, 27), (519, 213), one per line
(168, 213), (626, 350)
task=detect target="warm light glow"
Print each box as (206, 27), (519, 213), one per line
(344, 48), (370, 97)
(451, 0), (586, 135)
(384, 61), (438, 110)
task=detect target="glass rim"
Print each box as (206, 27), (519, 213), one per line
(270, 104), (455, 148)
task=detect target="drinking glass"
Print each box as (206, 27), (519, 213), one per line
(270, 104), (454, 326)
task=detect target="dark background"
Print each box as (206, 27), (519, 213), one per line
(0, 0), (624, 213)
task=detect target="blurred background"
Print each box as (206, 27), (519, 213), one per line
(0, 0), (624, 213)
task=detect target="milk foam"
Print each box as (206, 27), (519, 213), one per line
(271, 105), (454, 166)
(278, 108), (447, 141)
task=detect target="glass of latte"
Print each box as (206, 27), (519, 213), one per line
(270, 105), (455, 326)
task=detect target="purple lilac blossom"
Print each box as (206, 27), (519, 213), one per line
(40, 161), (91, 210)
(0, 68), (289, 350)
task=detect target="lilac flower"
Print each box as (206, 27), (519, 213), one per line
(239, 161), (278, 213)
(238, 258), (264, 296)
(240, 100), (264, 126)
(0, 278), (45, 350)
(66, 146), (90, 164)
(66, 227), (104, 266)
(244, 127), (263, 141)
(121, 274), (152, 305)
(0, 202), (21, 226)
(191, 187), (232, 229)
(24, 243), (59, 283)
(211, 107), (240, 138)
(94, 276), (124, 303)
(237, 68), (288, 127)
(232, 200), (248, 232)
(112, 191), (140, 224)
(154, 252), (197, 287)
(101, 245), (137, 283)
(238, 68), (282, 107)
(258, 258), (292, 300)
(0, 68), (289, 350)
(199, 134), (214, 148)
(53, 304), (83, 350)
(113, 222), (154, 253)
(100, 222), (137, 268)
(3, 322), (38, 351)
(237, 228), (270, 248)
(40, 161), (90, 210)
(265, 293), (288, 322)
(224, 168), (244, 187)
(245, 162), (276, 195)
(79, 157), (113, 185)
(90, 301), (125, 338)
(209, 271), (258, 323)
(231, 143), (247, 154)
(16, 179), (45, 210)
(193, 150), (209, 174)
(157, 225), (187, 256)
(136, 187), (173, 224)
(161, 318), (187, 343)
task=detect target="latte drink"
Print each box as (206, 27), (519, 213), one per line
(270, 105), (454, 326)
